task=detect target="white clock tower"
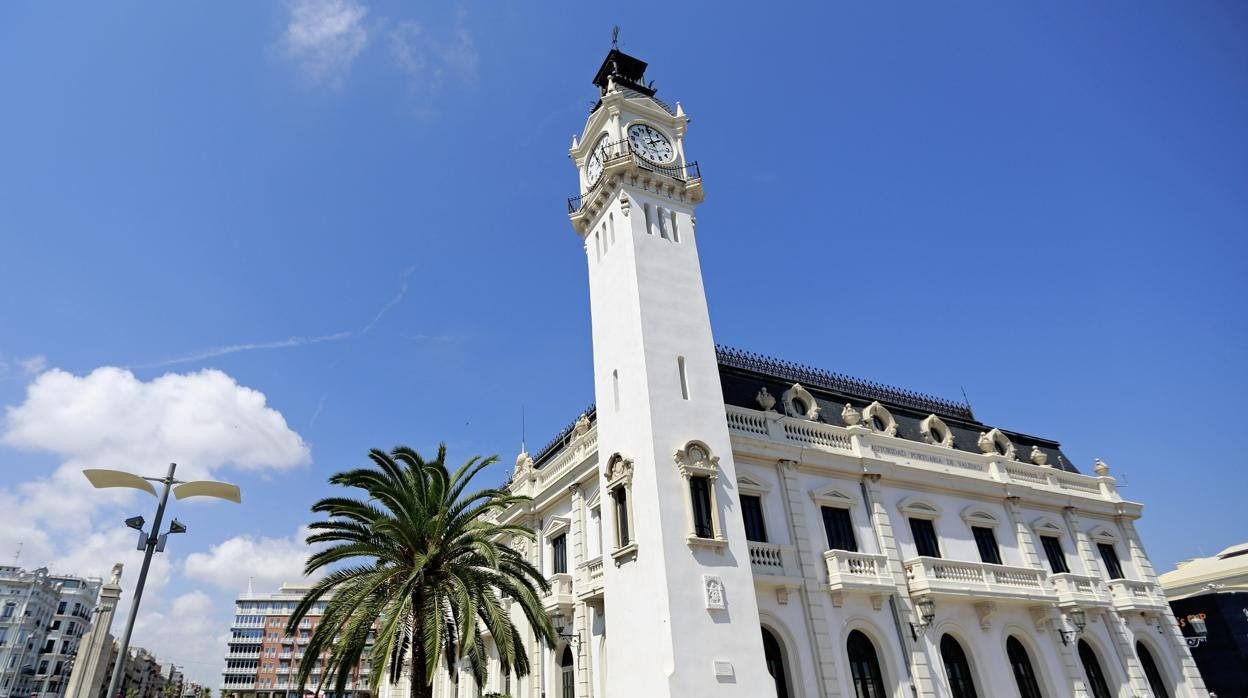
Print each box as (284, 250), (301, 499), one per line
(567, 49), (773, 697)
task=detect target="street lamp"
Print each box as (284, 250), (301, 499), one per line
(909, 596), (936, 640)
(549, 611), (580, 647)
(1059, 608), (1088, 646)
(84, 463), (241, 698)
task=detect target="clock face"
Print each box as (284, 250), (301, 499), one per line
(586, 136), (608, 185)
(627, 123), (675, 163)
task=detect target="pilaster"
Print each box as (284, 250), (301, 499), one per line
(1004, 496), (1042, 570)
(774, 459), (840, 697)
(862, 474), (931, 698)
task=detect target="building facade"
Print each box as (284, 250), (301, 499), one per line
(65, 564), (123, 698)
(406, 48), (1210, 698)
(220, 583), (370, 698)
(1160, 543), (1248, 697)
(0, 566), (102, 698)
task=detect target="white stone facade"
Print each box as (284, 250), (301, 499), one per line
(0, 566), (101, 698)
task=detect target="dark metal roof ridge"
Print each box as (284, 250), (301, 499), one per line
(533, 405), (597, 468)
(716, 345), (975, 421)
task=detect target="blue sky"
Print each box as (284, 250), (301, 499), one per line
(1, 1), (1245, 686)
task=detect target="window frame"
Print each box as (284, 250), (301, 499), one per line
(909, 518), (942, 559)
(739, 493), (768, 543)
(1039, 535), (1070, 575)
(674, 441), (725, 549)
(604, 453), (637, 562)
(821, 506), (859, 553)
(971, 526), (1002, 566)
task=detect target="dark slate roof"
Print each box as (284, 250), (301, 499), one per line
(717, 346), (1079, 473)
(532, 348), (1078, 474)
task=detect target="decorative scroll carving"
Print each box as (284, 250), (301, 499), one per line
(977, 428), (1016, 460)
(920, 414), (954, 448)
(781, 383), (820, 421)
(862, 401), (898, 437)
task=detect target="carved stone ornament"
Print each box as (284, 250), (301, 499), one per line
(841, 403), (862, 426)
(674, 442), (720, 479)
(618, 191), (631, 217)
(109, 563), (124, 587)
(974, 601), (997, 631)
(862, 401), (898, 437)
(514, 451), (534, 477)
(919, 414), (954, 448)
(755, 387), (777, 412)
(703, 575), (726, 610)
(977, 428), (1016, 460)
(1029, 446), (1048, 466)
(1093, 458), (1110, 477)
(574, 412), (591, 436)
(604, 453), (633, 485)
(781, 383), (820, 421)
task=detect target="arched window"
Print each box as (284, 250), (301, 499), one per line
(1077, 640), (1113, 698)
(846, 630), (887, 698)
(761, 627), (791, 698)
(560, 646), (574, 698)
(1006, 636), (1043, 698)
(939, 634), (979, 698)
(1136, 642), (1170, 698)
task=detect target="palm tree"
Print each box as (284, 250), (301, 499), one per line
(287, 444), (554, 698)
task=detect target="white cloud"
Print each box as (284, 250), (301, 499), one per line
(184, 528), (314, 592)
(282, 0), (369, 87)
(389, 17), (478, 97)
(3, 367), (311, 479)
(19, 355), (47, 375)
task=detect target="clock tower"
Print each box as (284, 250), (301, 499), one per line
(567, 49), (773, 697)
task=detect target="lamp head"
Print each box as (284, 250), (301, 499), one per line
(916, 597), (936, 626)
(1190, 615), (1208, 636)
(1070, 608), (1087, 632)
(125, 516), (146, 531)
(550, 611), (567, 632)
(169, 519), (187, 535)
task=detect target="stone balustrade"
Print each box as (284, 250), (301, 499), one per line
(1107, 578), (1169, 613)
(748, 541), (801, 579)
(1049, 572), (1111, 608)
(824, 549), (895, 596)
(903, 556), (1056, 603)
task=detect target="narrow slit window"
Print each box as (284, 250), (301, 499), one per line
(594, 230), (602, 261)
(612, 369), (620, 411)
(669, 210), (680, 242)
(657, 207), (670, 240)
(609, 212), (616, 246)
(643, 203), (654, 235)
(677, 356), (689, 400)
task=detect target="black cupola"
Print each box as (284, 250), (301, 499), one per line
(592, 49), (655, 97)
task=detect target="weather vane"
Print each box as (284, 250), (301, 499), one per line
(612, 25), (620, 49)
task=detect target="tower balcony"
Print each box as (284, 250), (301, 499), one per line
(1048, 572), (1112, 608)
(903, 557), (1057, 604)
(567, 139), (702, 229)
(1107, 579), (1168, 614)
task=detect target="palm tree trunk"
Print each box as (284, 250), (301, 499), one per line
(410, 598), (431, 698)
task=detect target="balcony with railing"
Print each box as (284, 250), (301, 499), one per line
(567, 139), (703, 216)
(542, 572), (574, 617)
(1048, 573), (1111, 607)
(903, 557), (1056, 603)
(576, 556), (605, 601)
(824, 550), (895, 598)
(748, 542), (801, 582)
(1107, 579), (1168, 613)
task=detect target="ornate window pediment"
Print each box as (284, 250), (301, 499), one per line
(897, 496), (941, 519)
(542, 516), (571, 539)
(604, 452), (633, 487)
(809, 485), (858, 509)
(863, 401), (898, 437)
(737, 474), (772, 496)
(960, 507), (1000, 528)
(977, 427), (1016, 460)
(1030, 517), (1065, 537)
(1087, 525), (1119, 544)
(674, 441), (719, 480)
(920, 414), (955, 448)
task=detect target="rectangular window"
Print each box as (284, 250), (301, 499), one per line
(740, 495), (767, 542)
(909, 518), (941, 558)
(1098, 543), (1124, 580)
(821, 507), (858, 552)
(551, 534), (567, 575)
(677, 356), (689, 400)
(690, 476), (714, 538)
(613, 486), (630, 547)
(56, 602), (66, 615)
(972, 526), (1002, 565)
(1040, 535), (1069, 574)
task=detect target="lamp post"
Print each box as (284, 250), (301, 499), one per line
(84, 463), (241, 698)
(1059, 608), (1088, 646)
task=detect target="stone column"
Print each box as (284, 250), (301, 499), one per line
(774, 459), (840, 697)
(862, 474), (933, 698)
(1062, 508), (1149, 696)
(1116, 514), (1208, 696)
(66, 565), (123, 698)
(1004, 497), (1042, 570)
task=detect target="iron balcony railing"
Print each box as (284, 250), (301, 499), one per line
(567, 140), (701, 214)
